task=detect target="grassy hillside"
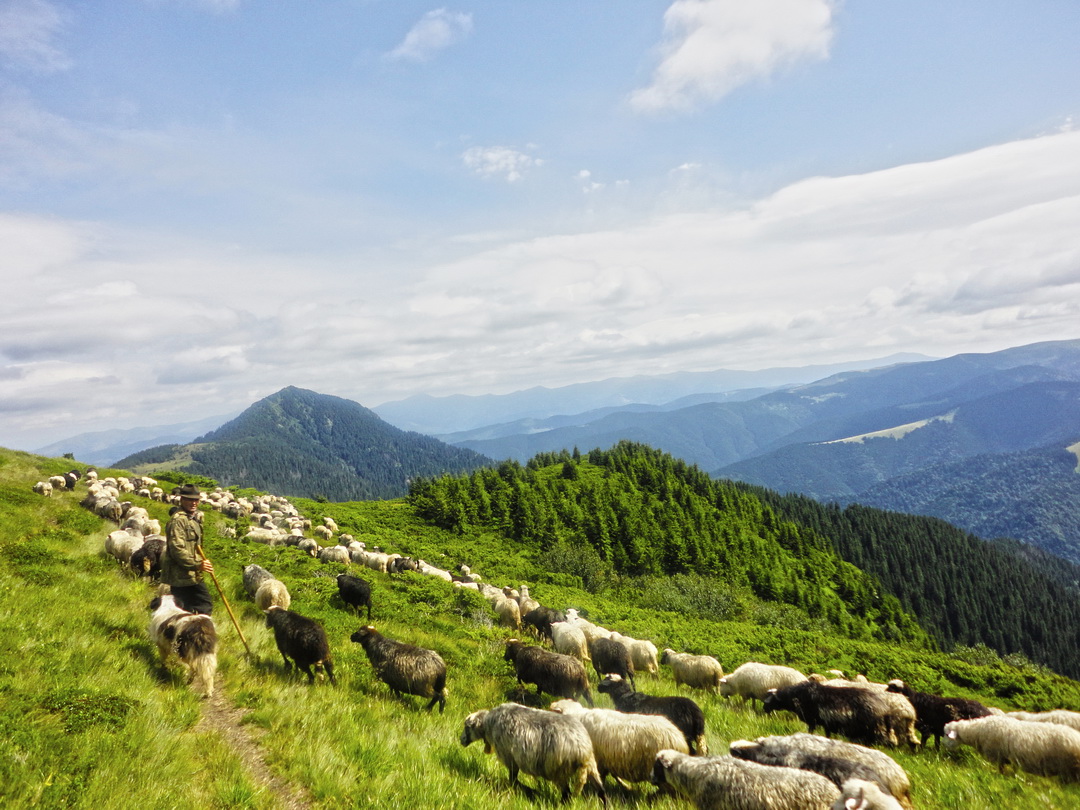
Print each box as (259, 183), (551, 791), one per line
(5, 447), (1080, 809)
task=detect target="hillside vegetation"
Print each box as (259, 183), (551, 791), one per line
(6, 445), (1080, 809)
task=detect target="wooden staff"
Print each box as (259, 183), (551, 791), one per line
(197, 544), (252, 657)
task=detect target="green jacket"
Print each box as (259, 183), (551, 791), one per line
(161, 510), (204, 587)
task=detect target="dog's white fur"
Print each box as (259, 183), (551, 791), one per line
(148, 593), (218, 697)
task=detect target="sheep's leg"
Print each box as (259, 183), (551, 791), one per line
(299, 664), (315, 684)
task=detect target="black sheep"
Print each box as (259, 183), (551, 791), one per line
(503, 639), (593, 706)
(129, 537), (165, 580)
(264, 606), (336, 685)
(522, 606), (566, 642)
(598, 674), (707, 755)
(763, 681), (893, 746)
(351, 626), (447, 712)
(886, 679), (992, 748)
(590, 637), (635, 689)
(336, 573), (372, 619)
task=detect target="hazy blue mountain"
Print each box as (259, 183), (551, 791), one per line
(34, 412), (236, 467)
(373, 353), (931, 435)
(115, 387), (491, 501)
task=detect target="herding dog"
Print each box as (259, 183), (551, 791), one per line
(148, 593), (218, 697)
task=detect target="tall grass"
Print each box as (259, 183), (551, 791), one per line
(3, 448), (1080, 809)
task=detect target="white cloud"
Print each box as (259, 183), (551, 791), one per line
(462, 145), (542, 182)
(387, 8), (473, 62)
(631, 0), (836, 113)
(0, 0), (71, 73)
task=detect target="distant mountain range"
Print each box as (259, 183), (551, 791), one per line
(114, 387), (491, 501)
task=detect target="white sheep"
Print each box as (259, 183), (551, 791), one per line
(297, 537), (319, 557)
(48, 474), (67, 489)
(33, 481), (53, 497)
(417, 559), (454, 582)
(254, 578), (292, 611)
(719, 662), (808, 708)
(494, 595), (522, 631)
(460, 702), (605, 804)
(317, 545), (350, 565)
(551, 622), (590, 664)
(1005, 710), (1080, 734)
(651, 749), (840, 810)
(609, 631), (659, 677)
(832, 779), (903, 810)
(661, 648), (724, 693)
(550, 699), (688, 785)
(945, 715), (1080, 781)
(105, 528), (144, 566)
(565, 608), (612, 644)
(313, 524), (334, 542)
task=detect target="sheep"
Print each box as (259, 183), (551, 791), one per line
(550, 621), (590, 664)
(263, 606), (335, 685)
(1005, 710), (1080, 734)
(610, 632), (659, 678)
(129, 536), (165, 580)
(48, 474), (67, 490)
(523, 606), (566, 642)
(589, 637), (635, 688)
(944, 715), (1080, 781)
(565, 608), (612, 644)
(350, 626), (447, 712)
(763, 682), (913, 748)
(461, 702), (606, 805)
(416, 559), (454, 581)
(244, 527), (286, 545)
(832, 779), (904, 810)
(885, 679), (992, 748)
(313, 524), (333, 542)
(504, 639), (593, 706)
(494, 594), (522, 631)
(317, 544), (350, 565)
(254, 578), (292, 611)
(516, 583), (540, 614)
(650, 749), (840, 810)
(388, 555), (420, 574)
(551, 698), (688, 786)
(336, 573), (372, 620)
(322, 516), (338, 533)
(599, 674), (707, 756)
(105, 528), (144, 567)
(33, 481), (53, 497)
(819, 680), (920, 749)
(729, 740), (895, 800)
(242, 563), (274, 597)
(731, 734), (912, 810)
(661, 649), (724, 693)
(297, 537), (319, 557)
(719, 662), (808, 708)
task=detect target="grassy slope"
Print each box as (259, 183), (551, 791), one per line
(3, 448), (1080, 809)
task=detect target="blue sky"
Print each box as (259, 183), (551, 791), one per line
(2, 0), (1080, 450)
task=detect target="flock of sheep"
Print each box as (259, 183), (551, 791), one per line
(33, 471), (1080, 809)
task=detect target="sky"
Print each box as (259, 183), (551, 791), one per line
(2, 0), (1080, 451)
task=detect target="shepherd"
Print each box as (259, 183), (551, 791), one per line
(161, 483), (215, 615)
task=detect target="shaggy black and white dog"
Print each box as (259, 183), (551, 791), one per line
(149, 593), (218, 697)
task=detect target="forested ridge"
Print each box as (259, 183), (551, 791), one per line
(409, 441), (929, 648)
(743, 487), (1080, 679)
(410, 440), (1080, 679)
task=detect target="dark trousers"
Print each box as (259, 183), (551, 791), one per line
(171, 582), (213, 615)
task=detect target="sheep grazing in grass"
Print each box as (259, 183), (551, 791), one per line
(719, 662), (807, 709)
(550, 621), (590, 665)
(885, 679), (992, 748)
(832, 779), (904, 810)
(264, 606), (335, 685)
(317, 544), (350, 565)
(242, 563), (274, 597)
(493, 594), (522, 631)
(504, 639), (593, 706)
(551, 699), (688, 786)
(129, 536), (165, 580)
(589, 637), (635, 688)
(734, 734), (912, 810)
(650, 749), (840, 810)
(336, 573), (372, 620)
(609, 632), (659, 678)
(598, 674), (707, 756)
(461, 702), (606, 806)
(148, 593), (218, 698)
(944, 715), (1080, 782)
(351, 626), (447, 712)
(33, 480), (53, 497)
(730, 739), (893, 799)
(522, 606), (566, 642)
(661, 649), (724, 693)
(297, 537), (319, 557)
(764, 681), (918, 749)
(254, 578), (291, 611)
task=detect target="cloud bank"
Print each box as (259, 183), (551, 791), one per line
(387, 8), (474, 62)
